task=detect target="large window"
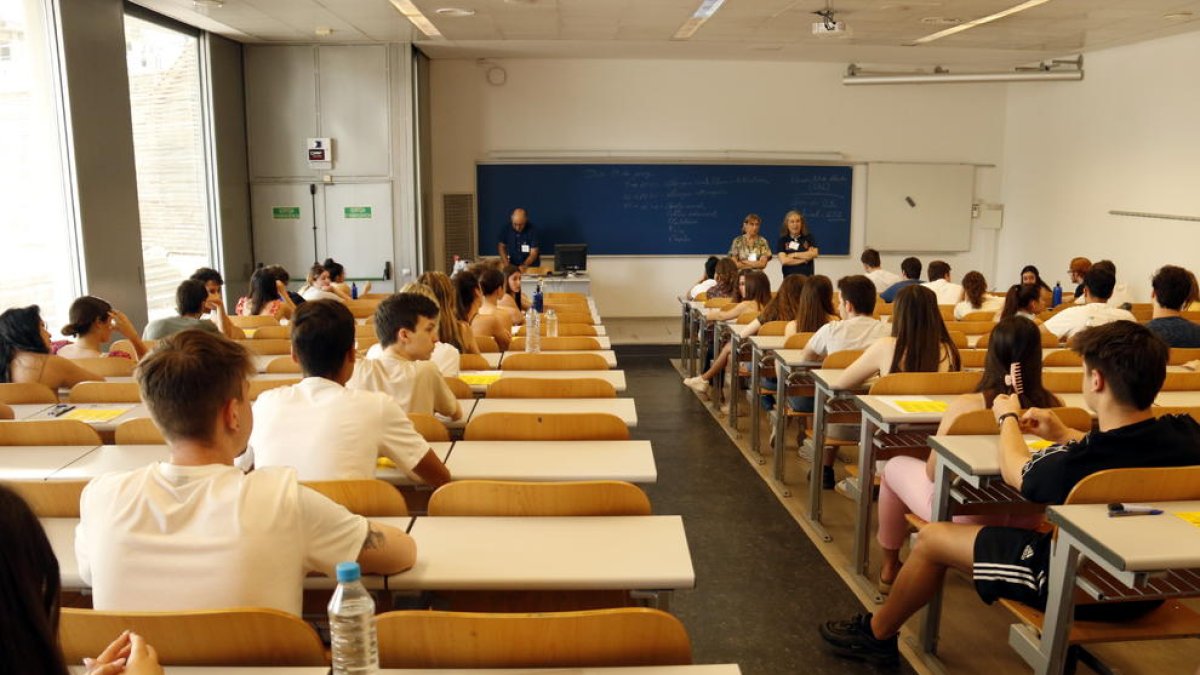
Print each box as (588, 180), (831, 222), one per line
(125, 12), (213, 320)
(0, 0), (79, 327)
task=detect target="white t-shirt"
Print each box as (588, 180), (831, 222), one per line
(247, 377), (428, 481)
(366, 341), (459, 377)
(953, 296), (1004, 320)
(1043, 303), (1136, 340)
(688, 278), (717, 300)
(76, 463), (366, 615)
(922, 279), (965, 305)
(865, 269), (902, 294)
(346, 352), (458, 416)
(806, 315), (890, 358)
(300, 286), (342, 302)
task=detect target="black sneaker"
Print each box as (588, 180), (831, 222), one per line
(822, 466), (836, 490)
(819, 613), (899, 666)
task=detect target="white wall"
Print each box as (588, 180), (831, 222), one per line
(999, 31), (1200, 303)
(429, 59), (1009, 317)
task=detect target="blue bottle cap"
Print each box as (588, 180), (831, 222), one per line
(335, 561), (361, 583)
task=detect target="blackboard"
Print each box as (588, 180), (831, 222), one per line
(476, 163), (852, 256)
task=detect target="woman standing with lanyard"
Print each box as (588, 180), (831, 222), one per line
(777, 210), (819, 277)
(728, 213), (771, 270)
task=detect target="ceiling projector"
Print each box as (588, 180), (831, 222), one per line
(812, 20), (846, 35)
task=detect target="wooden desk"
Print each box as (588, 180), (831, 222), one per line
(515, 323), (608, 336)
(766, 349), (822, 491)
(445, 440), (656, 483)
(374, 442), (452, 485)
(388, 516), (695, 607)
(19, 403), (149, 444)
(0, 445), (99, 480)
(9, 403), (55, 418)
(737, 335), (787, 438)
(469, 398), (638, 427)
(73, 668), (742, 675)
(459, 369), (628, 394)
(49, 444), (167, 480)
(500, 350), (617, 369)
(444, 399), (479, 431)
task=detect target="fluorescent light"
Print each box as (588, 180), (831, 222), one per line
(673, 0), (727, 40)
(389, 0), (444, 38)
(911, 0), (1051, 45)
(844, 70), (1081, 85)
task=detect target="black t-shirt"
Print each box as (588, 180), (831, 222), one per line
(1020, 414), (1200, 504)
(777, 233), (817, 277)
(1147, 316), (1200, 348)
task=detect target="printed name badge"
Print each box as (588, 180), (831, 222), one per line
(521, 244), (531, 253)
(747, 253), (758, 262)
(788, 241), (800, 251)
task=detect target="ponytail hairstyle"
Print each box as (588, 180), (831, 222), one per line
(246, 265), (290, 316)
(961, 271), (989, 309)
(1000, 283), (1043, 320)
(453, 269), (482, 322)
(792, 275), (836, 334)
(322, 258), (346, 282)
(61, 296), (112, 338)
(978, 317), (1058, 409)
(0, 306), (49, 383)
(890, 285), (961, 373)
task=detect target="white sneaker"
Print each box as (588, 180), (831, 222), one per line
(797, 439), (814, 462)
(683, 376), (710, 395)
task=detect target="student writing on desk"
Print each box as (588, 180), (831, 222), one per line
(497, 207), (539, 272)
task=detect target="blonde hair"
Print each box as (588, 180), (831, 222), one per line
(418, 271), (475, 353)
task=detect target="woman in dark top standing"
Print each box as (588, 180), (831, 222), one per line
(777, 210), (819, 277)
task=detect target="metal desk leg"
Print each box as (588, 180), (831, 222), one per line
(711, 324), (726, 412)
(773, 363), (790, 494)
(850, 416), (884, 603)
(727, 333), (740, 429)
(807, 385), (832, 542)
(680, 303), (690, 367)
(696, 318), (708, 380)
(749, 345), (764, 460)
(1009, 534), (1080, 675)
(920, 458), (956, 654)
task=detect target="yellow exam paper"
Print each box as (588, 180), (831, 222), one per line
(62, 408), (131, 423)
(458, 372), (503, 386)
(1174, 512), (1200, 528)
(892, 400), (949, 414)
(1026, 439), (1054, 451)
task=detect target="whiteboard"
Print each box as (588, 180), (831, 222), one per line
(865, 163), (975, 252)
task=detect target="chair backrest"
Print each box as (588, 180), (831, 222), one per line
(1066, 466), (1200, 505)
(1153, 406), (1200, 424)
(546, 292), (587, 301)
(757, 320), (788, 337)
(529, 323), (597, 337)
(428, 480), (651, 516)
(249, 325), (290, 340)
(114, 417), (164, 444)
(354, 323), (376, 338)
(946, 331), (968, 349)
(975, 331), (1056, 349)
(408, 412), (450, 442)
(475, 335), (501, 353)
(376, 608), (691, 669)
(236, 339), (292, 356)
(445, 376), (473, 399)
(1043, 350), (1082, 367)
(109, 339), (154, 361)
(0, 420), (102, 446)
(461, 353), (490, 371)
(511, 336), (601, 352)
(229, 315), (280, 329)
(465, 412), (629, 441)
(265, 356), (302, 374)
(868, 371), (982, 395)
(0, 382), (59, 404)
(944, 406), (1092, 435)
(345, 299), (379, 319)
(874, 301), (894, 317)
(959, 349), (987, 369)
(1127, 303), (1153, 322)
(1169, 348), (1200, 365)
(944, 321), (995, 336)
(938, 305), (956, 321)
(822, 349), (864, 369)
(1, 480), (88, 517)
(959, 310), (998, 322)
(67, 382), (142, 403)
(1161, 371), (1200, 392)
(59, 607), (327, 666)
(1043, 370), (1083, 393)
(553, 312), (596, 325)
(302, 480), (409, 516)
(501, 353), (608, 371)
(486, 377), (616, 399)
(73, 357), (136, 377)
(0, 403), (11, 420)
(783, 332), (813, 350)
(704, 298), (731, 308)
(248, 377), (301, 401)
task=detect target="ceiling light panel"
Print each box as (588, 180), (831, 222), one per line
(911, 0), (1054, 45)
(673, 0), (728, 40)
(390, 0), (444, 38)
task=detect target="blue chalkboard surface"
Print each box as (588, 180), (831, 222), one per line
(477, 163), (852, 256)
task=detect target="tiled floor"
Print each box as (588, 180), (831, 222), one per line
(605, 317), (680, 345)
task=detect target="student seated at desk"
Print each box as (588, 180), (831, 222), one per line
(143, 279), (239, 340)
(347, 293), (463, 421)
(499, 264), (529, 324)
(682, 270), (772, 397)
(57, 295), (147, 360)
(705, 257), (738, 300)
(244, 300), (450, 486)
(820, 321), (1200, 665)
(323, 257), (370, 299)
(953, 271), (1004, 320)
(1146, 264), (1200, 348)
(236, 265), (297, 322)
(298, 262), (350, 303)
(1043, 267), (1135, 341)
(419, 270), (480, 356)
(0, 305), (102, 389)
(76, 330), (416, 614)
(686, 256), (720, 300)
(876, 317), (1057, 592)
(471, 267), (513, 351)
(363, 283), (459, 377)
(879, 257), (922, 304)
(998, 283), (1045, 323)
(921, 260), (964, 305)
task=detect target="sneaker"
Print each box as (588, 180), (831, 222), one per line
(818, 613), (899, 666)
(768, 409), (779, 447)
(835, 477), (860, 499)
(797, 439), (814, 462)
(823, 466), (836, 490)
(683, 376), (710, 395)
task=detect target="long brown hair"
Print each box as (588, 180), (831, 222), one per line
(761, 274), (806, 323)
(961, 271), (988, 309)
(741, 271), (771, 309)
(890, 285), (961, 373)
(793, 274), (836, 333)
(418, 270), (473, 353)
(779, 210), (809, 237)
(711, 257), (738, 298)
(1000, 283), (1042, 319)
(978, 317), (1059, 409)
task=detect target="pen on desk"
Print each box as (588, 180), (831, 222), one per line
(51, 405), (76, 418)
(1107, 502), (1163, 517)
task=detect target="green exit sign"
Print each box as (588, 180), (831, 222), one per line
(344, 206), (372, 219)
(271, 207), (301, 219)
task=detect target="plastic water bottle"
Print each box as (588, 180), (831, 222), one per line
(524, 309), (541, 353)
(350, 282), (358, 300)
(1052, 282), (1063, 308)
(532, 280), (544, 314)
(328, 562), (379, 674)
(546, 308), (558, 338)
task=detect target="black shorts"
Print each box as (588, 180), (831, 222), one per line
(973, 526), (1052, 609)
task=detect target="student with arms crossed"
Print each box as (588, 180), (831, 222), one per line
(819, 321), (1200, 665)
(776, 210), (818, 277)
(243, 300), (451, 486)
(728, 213), (771, 270)
(76, 330), (416, 614)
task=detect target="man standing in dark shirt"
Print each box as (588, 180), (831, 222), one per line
(819, 320), (1200, 665)
(1146, 265), (1200, 348)
(497, 208), (539, 271)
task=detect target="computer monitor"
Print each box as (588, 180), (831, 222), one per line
(554, 243), (588, 273)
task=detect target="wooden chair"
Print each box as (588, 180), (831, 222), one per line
(946, 331), (968, 349)
(523, 323), (598, 337)
(354, 323), (376, 338)
(461, 353), (491, 371)
(475, 335), (501, 353)
(444, 376), (473, 399)
(465, 413), (629, 441)
(782, 332), (812, 350)
(938, 305), (956, 321)
(944, 321), (995, 336)
(237, 339), (291, 356)
(249, 324), (290, 340)
(73, 357), (136, 377)
(874, 301), (893, 318)
(67, 382), (141, 403)
(546, 292), (587, 302)
(1169, 348), (1200, 365)
(0, 382), (59, 404)
(265, 356), (301, 374)
(229, 315), (280, 329)
(60, 607), (327, 666)
(345, 300), (379, 319)
(1043, 370), (1083, 393)
(501, 353), (608, 371)
(408, 412), (450, 442)
(703, 298), (731, 308)
(944, 407), (1092, 435)
(0, 420), (102, 446)
(1044, 350), (1083, 367)
(868, 371), (982, 396)
(248, 377), (301, 400)
(976, 330), (1059, 349)
(959, 349), (987, 369)
(109, 338), (155, 360)
(757, 320), (788, 336)
(1160, 371), (1200, 391)
(376, 608), (691, 668)
(428, 480), (651, 516)
(1, 480), (88, 517)
(1128, 303), (1153, 321)
(959, 310), (998, 322)
(486, 378), (616, 399)
(114, 418), (164, 444)
(735, 311), (759, 325)
(302, 480), (408, 516)
(510, 336), (601, 351)
(0, 403), (11, 420)
(1153, 406), (1200, 424)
